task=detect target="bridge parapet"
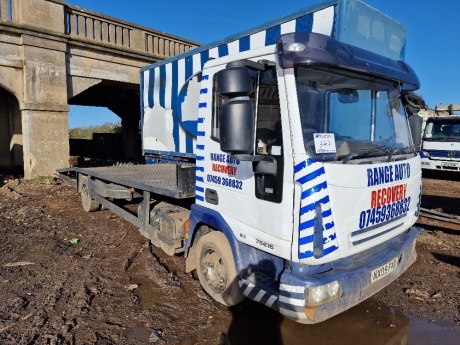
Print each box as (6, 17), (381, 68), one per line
(65, 4), (197, 59)
(0, 0), (13, 21)
(1, 1), (199, 60)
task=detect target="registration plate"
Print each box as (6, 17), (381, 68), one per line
(371, 257), (399, 283)
(442, 162), (458, 168)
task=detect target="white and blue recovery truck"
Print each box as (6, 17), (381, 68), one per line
(58, 0), (425, 323)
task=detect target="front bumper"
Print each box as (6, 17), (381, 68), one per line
(277, 226), (420, 324)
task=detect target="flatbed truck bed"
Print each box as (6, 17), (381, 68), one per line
(57, 164), (195, 199)
(57, 164), (196, 255)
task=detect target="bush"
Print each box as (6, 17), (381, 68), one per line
(69, 122), (122, 139)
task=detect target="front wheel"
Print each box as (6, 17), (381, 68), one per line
(196, 231), (244, 306)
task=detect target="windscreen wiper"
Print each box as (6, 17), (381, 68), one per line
(339, 145), (393, 164)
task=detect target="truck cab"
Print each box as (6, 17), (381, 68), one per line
(185, 31), (424, 323)
(421, 106), (460, 171)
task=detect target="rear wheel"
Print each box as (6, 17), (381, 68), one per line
(81, 183), (100, 212)
(196, 231), (244, 306)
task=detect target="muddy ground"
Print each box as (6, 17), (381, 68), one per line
(0, 171), (459, 344)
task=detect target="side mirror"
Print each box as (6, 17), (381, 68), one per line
(409, 114), (423, 150)
(220, 99), (255, 154)
(217, 66), (255, 154)
(216, 62), (277, 176)
(404, 92), (425, 113)
(216, 66), (252, 97)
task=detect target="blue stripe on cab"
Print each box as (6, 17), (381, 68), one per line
(185, 55), (193, 80)
(200, 50), (210, 69)
(186, 131), (194, 154)
(300, 195), (330, 215)
(299, 250), (314, 259)
(299, 234), (314, 245)
(322, 209), (332, 218)
(171, 61), (179, 151)
(296, 14), (314, 32)
(296, 167), (325, 184)
(294, 160), (306, 173)
(324, 222), (335, 231)
(148, 69), (154, 108)
(159, 65), (166, 108)
(299, 219), (314, 230)
(322, 245), (338, 256)
(300, 181), (327, 199)
(239, 36), (250, 51)
(218, 44), (229, 57)
(265, 25), (281, 46)
(326, 233), (337, 242)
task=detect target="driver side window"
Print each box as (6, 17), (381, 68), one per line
(255, 67), (284, 203)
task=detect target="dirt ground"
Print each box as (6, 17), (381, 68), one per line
(0, 172), (459, 344)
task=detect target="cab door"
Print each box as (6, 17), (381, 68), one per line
(199, 57), (294, 259)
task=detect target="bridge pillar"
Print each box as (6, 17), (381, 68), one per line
(21, 34), (69, 178)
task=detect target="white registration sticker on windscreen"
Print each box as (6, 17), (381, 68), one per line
(371, 257), (399, 283)
(313, 133), (336, 153)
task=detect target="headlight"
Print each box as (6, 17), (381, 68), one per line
(305, 281), (342, 307)
(421, 150), (430, 157)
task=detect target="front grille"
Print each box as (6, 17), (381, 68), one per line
(427, 150), (460, 158)
(350, 214), (406, 246)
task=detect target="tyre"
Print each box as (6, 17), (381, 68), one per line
(81, 183), (101, 212)
(196, 231), (244, 306)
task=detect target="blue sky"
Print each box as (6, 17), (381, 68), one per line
(67, 0), (459, 128)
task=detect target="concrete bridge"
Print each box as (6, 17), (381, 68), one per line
(0, 0), (199, 178)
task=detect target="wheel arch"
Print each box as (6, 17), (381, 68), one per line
(185, 204), (239, 273)
(185, 204), (285, 277)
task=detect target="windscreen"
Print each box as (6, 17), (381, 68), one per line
(295, 67), (414, 162)
(424, 120), (460, 142)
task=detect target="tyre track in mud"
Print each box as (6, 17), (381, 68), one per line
(0, 179), (224, 344)
(1, 177), (459, 344)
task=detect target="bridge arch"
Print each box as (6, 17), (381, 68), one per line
(0, 86), (23, 174)
(68, 81), (142, 159)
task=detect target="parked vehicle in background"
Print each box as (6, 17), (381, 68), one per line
(421, 104), (460, 172)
